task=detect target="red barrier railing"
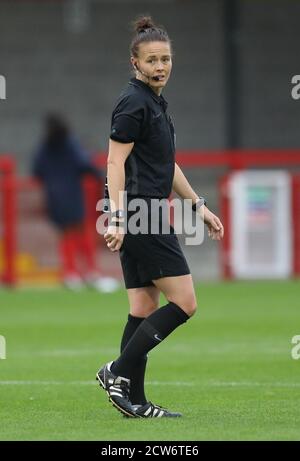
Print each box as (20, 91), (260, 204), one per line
(95, 149), (300, 169)
(1, 150), (300, 285)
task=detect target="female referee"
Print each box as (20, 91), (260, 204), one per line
(96, 16), (224, 418)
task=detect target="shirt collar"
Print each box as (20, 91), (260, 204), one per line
(129, 77), (168, 112)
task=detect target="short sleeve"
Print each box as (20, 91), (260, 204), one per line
(110, 94), (145, 143)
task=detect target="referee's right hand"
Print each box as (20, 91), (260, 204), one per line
(104, 220), (125, 252)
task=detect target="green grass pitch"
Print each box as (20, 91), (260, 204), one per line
(0, 280), (300, 441)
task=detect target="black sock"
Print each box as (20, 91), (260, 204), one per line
(112, 302), (190, 378)
(120, 314), (147, 405)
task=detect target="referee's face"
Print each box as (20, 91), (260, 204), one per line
(133, 41), (172, 93)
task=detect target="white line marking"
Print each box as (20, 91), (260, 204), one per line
(0, 380), (194, 386)
(10, 344), (290, 358)
(0, 381), (95, 386)
(0, 380), (299, 388)
(13, 348), (119, 358)
(210, 381), (300, 388)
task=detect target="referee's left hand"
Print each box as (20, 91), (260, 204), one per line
(104, 220), (125, 252)
(203, 206), (224, 241)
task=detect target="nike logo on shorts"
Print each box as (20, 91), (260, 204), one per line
(154, 334), (162, 342)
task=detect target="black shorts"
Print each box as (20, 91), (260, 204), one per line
(119, 229), (191, 289)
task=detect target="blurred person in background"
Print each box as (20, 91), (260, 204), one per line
(32, 113), (119, 292)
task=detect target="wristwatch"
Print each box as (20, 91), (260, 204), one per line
(111, 209), (125, 219)
(192, 197), (207, 212)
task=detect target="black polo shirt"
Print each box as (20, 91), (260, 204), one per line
(110, 78), (176, 198)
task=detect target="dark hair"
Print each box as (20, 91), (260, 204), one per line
(130, 15), (171, 57)
(45, 113), (69, 147)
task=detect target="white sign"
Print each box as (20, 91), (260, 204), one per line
(229, 170), (292, 279)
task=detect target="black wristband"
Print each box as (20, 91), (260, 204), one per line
(111, 210), (125, 219)
(192, 197), (207, 212)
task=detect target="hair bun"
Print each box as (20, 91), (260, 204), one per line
(133, 16), (155, 34)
